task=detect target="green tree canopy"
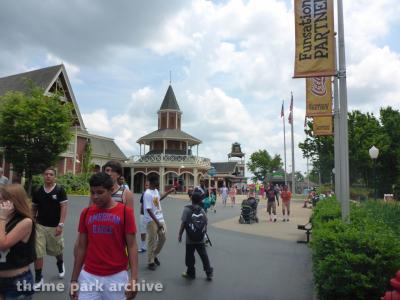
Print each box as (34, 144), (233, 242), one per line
(247, 149), (282, 182)
(0, 86), (73, 191)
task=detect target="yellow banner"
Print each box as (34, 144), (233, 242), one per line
(293, 0), (335, 78)
(306, 77), (332, 116)
(313, 116), (333, 136)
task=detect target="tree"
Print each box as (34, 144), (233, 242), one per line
(247, 149), (282, 182)
(0, 86), (73, 193)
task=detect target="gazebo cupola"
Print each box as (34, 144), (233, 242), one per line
(158, 85), (182, 130)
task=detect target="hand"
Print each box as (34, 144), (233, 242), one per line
(0, 201), (14, 220)
(178, 235), (182, 243)
(157, 224), (164, 232)
(55, 226), (63, 236)
(70, 282), (79, 300)
(125, 279), (138, 299)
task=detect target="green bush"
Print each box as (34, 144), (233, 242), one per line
(31, 172), (90, 195)
(311, 198), (400, 300)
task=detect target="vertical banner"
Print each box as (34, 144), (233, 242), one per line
(306, 77), (332, 116)
(313, 116), (333, 136)
(293, 0), (335, 78)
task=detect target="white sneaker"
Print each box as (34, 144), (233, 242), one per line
(58, 263), (65, 279)
(33, 278), (44, 291)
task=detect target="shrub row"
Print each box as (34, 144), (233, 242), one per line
(32, 172), (91, 195)
(311, 198), (400, 300)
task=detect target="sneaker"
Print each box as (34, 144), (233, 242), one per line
(182, 272), (195, 279)
(154, 257), (160, 266)
(57, 262), (65, 279)
(148, 263), (156, 271)
(286, 218), (290, 222)
(138, 248), (147, 253)
(282, 218), (286, 222)
(33, 277), (44, 290)
(273, 218), (277, 222)
(206, 268), (214, 281)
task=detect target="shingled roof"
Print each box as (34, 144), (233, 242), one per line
(211, 162), (238, 174)
(89, 134), (127, 160)
(160, 85), (180, 111)
(0, 65), (62, 96)
(137, 129), (201, 145)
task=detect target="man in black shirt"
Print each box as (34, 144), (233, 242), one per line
(32, 167), (68, 289)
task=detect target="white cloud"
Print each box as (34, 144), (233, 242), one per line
(82, 109), (112, 134)
(46, 53), (83, 84)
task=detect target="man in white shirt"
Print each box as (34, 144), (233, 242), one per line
(143, 176), (175, 270)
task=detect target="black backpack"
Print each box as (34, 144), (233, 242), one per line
(185, 205), (207, 242)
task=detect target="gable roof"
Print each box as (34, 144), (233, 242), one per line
(211, 162), (238, 174)
(0, 64), (86, 130)
(0, 65), (62, 96)
(160, 85), (180, 111)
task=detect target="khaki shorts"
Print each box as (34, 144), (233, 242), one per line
(35, 223), (64, 258)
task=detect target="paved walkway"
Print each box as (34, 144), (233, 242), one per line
(35, 194), (314, 300)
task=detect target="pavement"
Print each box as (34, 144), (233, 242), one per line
(34, 193), (314, 300)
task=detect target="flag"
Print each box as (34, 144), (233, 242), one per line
(313, 116), (333, 136)
(293, 0), (335, 78)
(288, 93), (293, 124)
(281, 101), (284, 118)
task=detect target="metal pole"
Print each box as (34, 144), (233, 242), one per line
(337, 0), (350, 222)
(283, 100), (287, 185)
(374, 159), (377, 201)
(291, 93), (296, 195)
(333, 36), (341, 198)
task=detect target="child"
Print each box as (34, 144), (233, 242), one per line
(178, 191), (213, 280)
(70, 172), (138, 300)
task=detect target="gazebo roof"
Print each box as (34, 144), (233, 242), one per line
(137, 129), (201, 145)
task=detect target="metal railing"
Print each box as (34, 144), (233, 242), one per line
(128, 154), (210, 168)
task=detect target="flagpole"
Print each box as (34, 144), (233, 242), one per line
(283, 100), (287, 185)
(290, 92), (295, 195)
(337, 0), (350, 223)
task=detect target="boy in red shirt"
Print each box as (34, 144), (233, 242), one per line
(70, 172), (138, 300)
(280, 185), (292, 222)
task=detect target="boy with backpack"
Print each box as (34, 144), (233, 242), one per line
(178, 191), (213, 280)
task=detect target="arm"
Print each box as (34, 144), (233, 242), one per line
(123, 189), (134, 209)
(0, 218), (32, 251)
(160, 188), (175, 201)
(56, 202), (68, 236)
(125, 233), (138, 299)
(178, 222), (185, 242)
(146, 209), (162, 230)
(70, 233), (88, 299)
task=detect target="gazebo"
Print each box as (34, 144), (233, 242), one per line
(125, 85), (210, 193)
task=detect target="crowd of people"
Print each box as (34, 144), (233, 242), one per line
(0, 161), (308, 299)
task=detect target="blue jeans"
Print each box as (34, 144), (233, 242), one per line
(0, 270), (34, 299)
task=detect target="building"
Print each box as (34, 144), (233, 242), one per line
(208, 142), (247, 189)
(0, 65), (126, 181)
(125, 85), (210, 193)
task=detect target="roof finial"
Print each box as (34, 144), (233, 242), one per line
(169, 70), (172, 85)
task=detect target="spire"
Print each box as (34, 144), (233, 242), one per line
(160, 85), (180, 111)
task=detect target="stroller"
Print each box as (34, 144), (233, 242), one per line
(239, 197), (259, 224)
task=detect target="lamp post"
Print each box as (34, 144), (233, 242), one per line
(369, 146), (379, 200)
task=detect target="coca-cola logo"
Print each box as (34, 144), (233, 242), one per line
(312, 77), (327, 96)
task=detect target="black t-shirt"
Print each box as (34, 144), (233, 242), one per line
(32, 184), (68, 227)
(0, 214), (35, 270)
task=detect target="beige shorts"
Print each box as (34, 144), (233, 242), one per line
(282, 201), (291, 210)
(35, 223), (64, 258)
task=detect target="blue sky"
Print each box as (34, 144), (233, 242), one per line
(0, 0), (399, 174)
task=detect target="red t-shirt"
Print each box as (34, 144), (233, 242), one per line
(281, 191), (292, 202)
(78, 202), (136, 276)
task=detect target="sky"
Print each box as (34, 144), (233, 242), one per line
(0, 0), (399, 175)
